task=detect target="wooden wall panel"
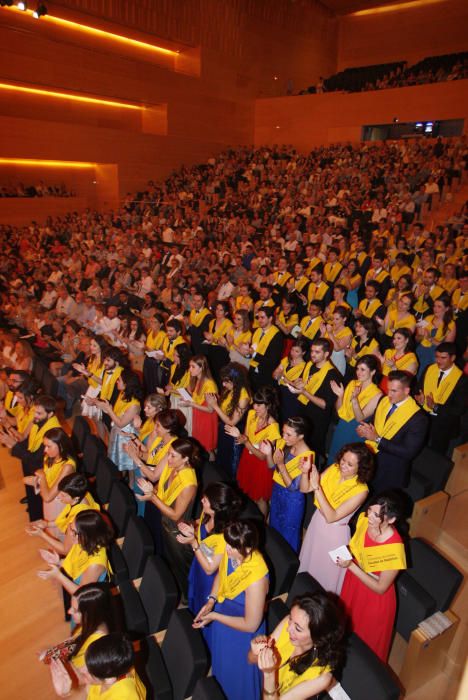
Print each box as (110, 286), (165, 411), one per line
(337, 0), (468, 70)
(255, 80), (468, 151)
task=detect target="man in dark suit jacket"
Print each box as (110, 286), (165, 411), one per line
(357, 370), (428, 492)
(248, 306), (284, 392)
(416, 342), (467, 454)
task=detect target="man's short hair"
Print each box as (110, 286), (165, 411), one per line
(33, 394), (57, 414)
(387, 370), (411, 388)
(311, 337), (332, 355)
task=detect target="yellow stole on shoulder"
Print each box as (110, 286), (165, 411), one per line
(338, 381), (381, 422)
(273, 439), (314, 487)
(196, 520), (225, 556)
(139, 418), (155, 443)
(245, 410), (281, 447)
(278, 358), (306, 386)
(358, 298), (382, 319)
(192, 378), (217, 405)
(55, 492), (100, 533)
(423, 364), (462, 411)
(146, 329), (169, 352)
(316, 463), (368, 509)
(367, 396), (419, 452)
(300, 315), (322, 340)
(100, 366), (123, 401)
(16, 405), (35, 434)
(217, 549), (268, 602)
(349, 513), (406, 573)
(349, 337), (379, 367)
(44, 457), (76, 488)
(87, 356), (104, 389)
(4, 390), (20, 417)
(147, 436), (175, 467)
(298, 361), (333, 406)
(156, 465), (197, 506)
(382, 350), (417, 376)
(209, 318), (233, 342)
(250, 325), (280, 368)
(189, 307), (211, 327)
(276, 621), (331, 693)
(272, 270), (291, 287)
(28, 415), (61, 452)
(113, 393), (140, 417)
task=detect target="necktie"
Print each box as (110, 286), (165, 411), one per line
(437, 371), (445, 387)
(305, 319), (313, 331)
(385, 403), (397, 423)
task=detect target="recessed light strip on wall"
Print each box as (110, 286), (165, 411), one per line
(3, 5), (179, 56)
(0, 158), (96, 168)
(0, 81), (142, 110)
(350, 0), (445, 17)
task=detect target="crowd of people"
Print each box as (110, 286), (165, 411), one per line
(0, 181), (74, 198)
(303, 51), (468, 95)
(0, 135), (467, 699)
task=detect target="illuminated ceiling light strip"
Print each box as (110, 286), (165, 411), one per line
(5, 6), (178, 55)
(351, 0), (445, 16)
(0, 81), (141, 110)
(0, 158), (96, 168)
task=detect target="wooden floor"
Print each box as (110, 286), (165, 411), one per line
(1, 441), (465, 699)
(0, 444), (69, 700)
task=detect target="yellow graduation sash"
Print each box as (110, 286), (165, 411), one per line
(196, 520), (225, 557)
(307, 282), (329, 303)
(250, 325), (280, 368)
(63, 543), (111, 581)
(156, 465), (197, 506)
(28, 415), (61, 452)
(166, 335), (185, 361)
(55, 492), (100, 533)
(139, 418), (155, 443)
(367, 396), (420, 452)
(452, 289), (467, 313)
(337, 381), (381, 422)
(192, 378), (217, 405)
(324, 262), (342, 283)
(277, 311), (299, 332)
(420, 316), (455, 348)
(293, 276), (309, 293)
(349, 513), (406, 573)
(100, 366), (123, 401)
(146, 436), (175, 467)
(273, 439), (314, 487)
(245, 410), (281, 447)
(300, 315), (323, 340)
(16, 405), (35, 434)
(220, 387), (250, 415)
(4, 390), (20, 417)
(169, 365), (190, 390)
(423, 364), (462, 411)
(44, 457), (76, 488)
(227, 329), (252, 349)
(272, 270), (291, 287)
(189, 307), (211, 327)
(113, 393), (140, 417)
(235, 295), (254, 311)
(217, 549), (268, 602)
(146, 329), (169, 352)
(316, 463), (367, 509)
(349, 337), (379, 367)
(298, 361), (333, 406)
(278, 358), (306, 387)
(385, 309), (416, 337)
(87, 356), (104, 389)
(208, 318), (233, 342)
(276, 621), (331, 693)
(358, 298), (382, 319)
(382, 350), (418, 377)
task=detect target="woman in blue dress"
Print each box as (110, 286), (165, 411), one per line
(262, 416), (314, 553)
(194, 520), (269, 700)
(328, 355), (382, 460)
(176, 481), (242, 644)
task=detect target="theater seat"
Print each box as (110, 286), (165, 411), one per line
(263, 525), (299, 598)
(110, 513), (154, 583)
(107, 480), (136, 537)
(95, 455), (119, 505)
(406, 447), (454, 499)
(81, 433), (106, 476)
(71, 415), (91, 458)
(161, 609), (210, 700)
(395, 537), (463, 640)
(192, 677), (227, 699)
(138, 555), (180, 633)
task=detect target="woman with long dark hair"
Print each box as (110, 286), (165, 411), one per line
(179, 355), (218, 455)
(416, 294), (456, 377)
(194, 519), (269, 700)
(378, 328), (418, 394)
(231, 386), (281, 516)
(337, 492), (407, 661)
(273, 336), (308, 421)
(299, 443), (374, 594)
(251, 591), (345, 699)
(176, 482), (243, 639)
(206, 362), (251, 478)
(37, 510), (114, 597)
(101, 369), (142, 477)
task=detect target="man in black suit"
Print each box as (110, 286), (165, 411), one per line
(357, 370), (428, 492)
(416, 342), (467, 454)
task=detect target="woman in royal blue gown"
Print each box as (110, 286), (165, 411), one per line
(176, 481), (242, 645)
(263, 415), (314, 553)
(193, 520), (269, 700)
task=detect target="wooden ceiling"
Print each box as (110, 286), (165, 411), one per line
(319, 0), (418, 14)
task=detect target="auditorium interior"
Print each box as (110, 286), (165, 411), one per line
(0, 1), (467, 699)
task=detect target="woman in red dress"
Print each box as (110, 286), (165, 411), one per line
(337, 493), (407, 662)
(228, 386), (281, 517)
(179, 355), (218, 456)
